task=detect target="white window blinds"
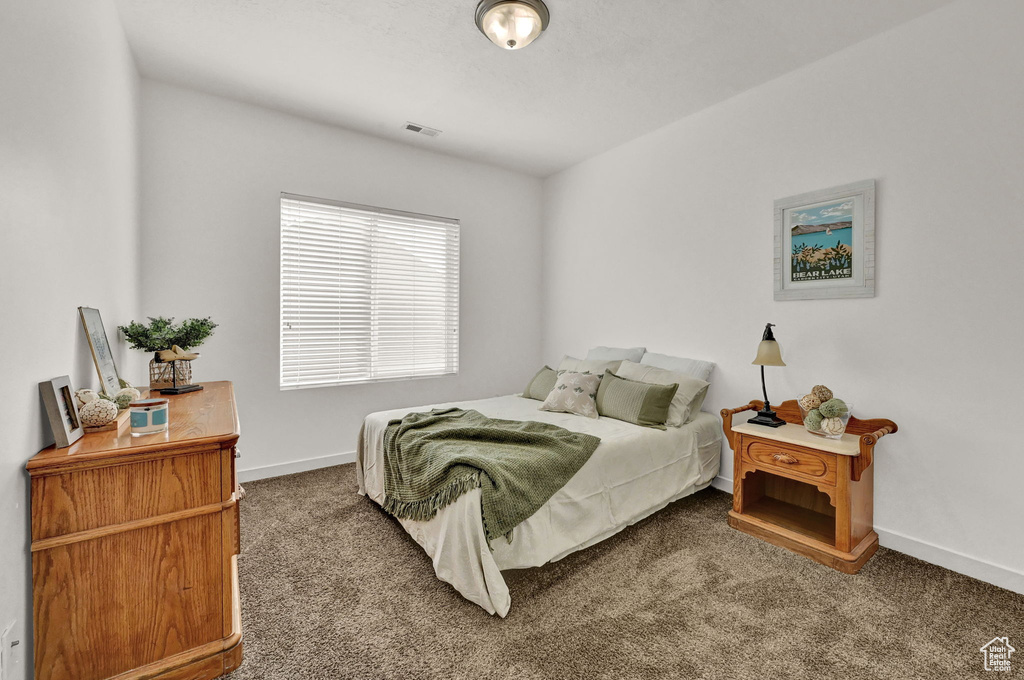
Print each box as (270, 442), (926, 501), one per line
(280, 193), (460, 389)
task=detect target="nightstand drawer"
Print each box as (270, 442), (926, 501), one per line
(743, 440), (836, 485)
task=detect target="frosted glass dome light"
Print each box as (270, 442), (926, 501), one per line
(475, 0), (550, 51)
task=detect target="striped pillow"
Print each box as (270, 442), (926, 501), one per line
(522, 366), (558, 400)
(615, 360), (710, 426)
(596, 370), (678, 429)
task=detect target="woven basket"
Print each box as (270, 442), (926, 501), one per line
(149, 358), (193, 389)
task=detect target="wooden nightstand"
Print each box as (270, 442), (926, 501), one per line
(721, 399), (897, 573)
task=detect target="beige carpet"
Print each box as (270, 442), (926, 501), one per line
(228, 465), (1022, 679)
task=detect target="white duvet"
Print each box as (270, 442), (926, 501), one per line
(356, 394), (721, 617)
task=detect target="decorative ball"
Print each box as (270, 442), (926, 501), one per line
(79, 398), (119, 427)
(804, 409), (824, 431)
(75, 389), (99, 408)
(799, 393), (821, 411)
(115, 386), (141, 402)
(819, 398), (849, 419)
(114, 393), (133, 410)
(820, 417), (845, 435)
(811, 384), (833, 402)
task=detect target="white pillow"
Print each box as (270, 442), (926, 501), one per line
(616, 360), (709, 427)
(586, 346), (646, 363)
(640, 352), (716, 382)
(558, 355), (622, 376)
(539, 371), (601, 419)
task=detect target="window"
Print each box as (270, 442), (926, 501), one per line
(280, 193), (459, 389)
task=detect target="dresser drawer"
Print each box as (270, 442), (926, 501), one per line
(31, 449), (223, 540)
(743, 439), (836, 485)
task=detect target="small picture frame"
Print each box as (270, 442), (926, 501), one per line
(79, 306), (122, 397)
(774, 179), (876, 300)
(39, 376), (84, 448)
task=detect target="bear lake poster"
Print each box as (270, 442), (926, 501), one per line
(774, 180), (875, 300)
(789, 199), (854, 282)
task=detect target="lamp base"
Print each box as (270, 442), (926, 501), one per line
(748, 408), (787, 428)
(159, 384), (204, 395)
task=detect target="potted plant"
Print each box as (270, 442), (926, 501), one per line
(118, 317), (218, 388)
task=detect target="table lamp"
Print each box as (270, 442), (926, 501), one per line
(748, 323), (787, 427)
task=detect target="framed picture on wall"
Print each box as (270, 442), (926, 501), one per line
(774, 179), (876, 300)
(79, 306), (122, 397)
(39, 375), (84, 448)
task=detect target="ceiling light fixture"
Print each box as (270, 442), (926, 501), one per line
(474, 0), (550, 51)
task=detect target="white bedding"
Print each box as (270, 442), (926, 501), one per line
(357, 394), (721, 617)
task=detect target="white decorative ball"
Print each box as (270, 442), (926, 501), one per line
(820, 417), (845, 435)
(79, 398), (119, 427)
(799, 393), (821, 411)
(115, 387), (141, 403)
(75, 389), (99, 408)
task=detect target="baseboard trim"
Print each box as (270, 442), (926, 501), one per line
(238, 452), (356, 482)
(873, 526), (1024, 595)
(710, 476), (733, 494)
(709, 475), (1024, 595)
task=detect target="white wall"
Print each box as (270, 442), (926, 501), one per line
(139, 81), (544, 479)
(0, 1), (140, 677)
(542, 0), (1024, 591)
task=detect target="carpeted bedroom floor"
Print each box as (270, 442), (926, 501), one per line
(228, 465), (1022, 680)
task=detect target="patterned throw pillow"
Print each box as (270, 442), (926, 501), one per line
(522, 366), (558, 400)
(539, 371), (602, 419)
(595, 370), (678, 429)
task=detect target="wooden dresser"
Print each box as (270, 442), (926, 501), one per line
(722, 399), (897, 573)
(27, 381), (243, 680)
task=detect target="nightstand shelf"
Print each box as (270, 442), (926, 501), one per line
(744, 495), (836, 546)
(722, 399), (897, 573)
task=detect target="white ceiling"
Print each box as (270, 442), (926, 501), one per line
(114, 0), (952, 177)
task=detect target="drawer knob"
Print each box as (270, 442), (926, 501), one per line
(773, 453), (797, 464)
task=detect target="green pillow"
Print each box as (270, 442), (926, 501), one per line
(596, 370), (678, 429)
(522, 366), (558, 400)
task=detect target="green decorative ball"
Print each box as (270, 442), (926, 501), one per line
(114, 393), (134, 410)
(804, 409), (824, 431)
(819, 398), (848, 419)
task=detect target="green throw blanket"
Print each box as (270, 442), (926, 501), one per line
(382, 408), (601, 544)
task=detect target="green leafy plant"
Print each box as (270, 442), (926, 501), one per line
(118, 316), (218, 352)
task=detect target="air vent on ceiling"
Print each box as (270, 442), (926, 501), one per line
(403, 122), (442, 137)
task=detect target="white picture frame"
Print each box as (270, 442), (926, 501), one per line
(79, 306), (122, 397)
(774, 179), (876, 301)
(39, 375), (84, 448)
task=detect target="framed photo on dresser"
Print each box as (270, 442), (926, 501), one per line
(78, 306), (122, 397)
(774, 179), (876, 300)
(39, 375), (84, 448)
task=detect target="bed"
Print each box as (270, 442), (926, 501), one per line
(357, 393), (721, 617)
